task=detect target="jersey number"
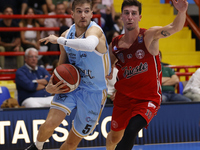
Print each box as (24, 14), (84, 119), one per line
(145, 109), (152, 120)
(82, 124), (92, 134)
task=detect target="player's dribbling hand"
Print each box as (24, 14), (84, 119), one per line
(45, 74), (70, 94)
(39, 35), (59, 45)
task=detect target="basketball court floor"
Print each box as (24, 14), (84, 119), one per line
(45, 142), (200, 150)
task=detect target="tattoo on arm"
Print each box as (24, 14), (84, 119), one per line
(161, 30), (170, 36)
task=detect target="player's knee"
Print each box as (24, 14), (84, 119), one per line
(124, 115), (147, 138)
(125, 126), (139, 136)
(107, 132), (123, 144)
(65, 140), (78, 149)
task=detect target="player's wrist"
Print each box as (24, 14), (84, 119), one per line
(57, 37), (67, 45)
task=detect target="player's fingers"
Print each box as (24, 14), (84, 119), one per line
(106, 74), (113, 80)
(39, 38), (46, 42)
(44, 39), (49, 45)
(59, 83), (69, 90)
(171, 0), (177, 4)
(49, 75), (54, 84)
(56, 80), (65, 87)
(62, 88), (70, 93)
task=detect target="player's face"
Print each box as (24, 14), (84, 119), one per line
(121, 6), (141, 31)
(72, 3), (93, 29)
(25, 51), (38, 69)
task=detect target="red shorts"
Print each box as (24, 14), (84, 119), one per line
(111, 92), (160, 131)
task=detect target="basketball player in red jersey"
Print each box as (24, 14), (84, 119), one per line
(106, 0), (188, 150)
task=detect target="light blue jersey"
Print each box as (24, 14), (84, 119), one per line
(51, 21), (111, 138)
(64, 21), (111, 91)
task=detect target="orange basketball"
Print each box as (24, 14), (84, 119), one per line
(52, 64), (80, 93)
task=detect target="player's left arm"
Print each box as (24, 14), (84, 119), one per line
(144, 0), (188, 55)
(153, 0), (188, 39)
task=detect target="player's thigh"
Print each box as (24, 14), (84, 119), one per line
(73, 89), (105, 137)
(51, 92), (77, 115)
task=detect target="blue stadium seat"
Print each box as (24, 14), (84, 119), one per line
(179, 82), (184, 95)
(0, 86), (11, 106)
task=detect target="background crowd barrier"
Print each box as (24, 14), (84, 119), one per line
(169, 65), (200, 81)
(0, 14), (101, 32)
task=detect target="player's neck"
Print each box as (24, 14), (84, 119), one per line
(75, 28), (87, 38)
(124, 27), (140, 43)
(75, 32), (85, 39)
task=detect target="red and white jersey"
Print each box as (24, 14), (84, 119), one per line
(112, 28), (162, 104)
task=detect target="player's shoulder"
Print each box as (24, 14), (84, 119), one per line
(148, 26), (163, 30)
(61, 29), (69, 37)
(145, 26), (162, 33)
(87, 25), (102, 33)
(86, 25), (103, 38)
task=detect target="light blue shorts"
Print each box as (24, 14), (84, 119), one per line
(51, 87), (107, 138)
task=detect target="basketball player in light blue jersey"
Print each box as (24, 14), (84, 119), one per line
(25, 0), (111, 150)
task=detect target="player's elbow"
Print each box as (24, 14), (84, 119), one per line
(84, 35), (99, 51)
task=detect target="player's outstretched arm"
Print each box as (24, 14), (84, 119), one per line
(152, 0), (188, 39)
(144, 0), (188, 55)
(39, 35), (59, 44)
(40, 32), (100, 52)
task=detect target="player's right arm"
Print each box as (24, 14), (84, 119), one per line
(58, 30), (69, 65)
(107, 43), (117, 80)
(109, 43), (117, 66)
(39, 27), (101, 53)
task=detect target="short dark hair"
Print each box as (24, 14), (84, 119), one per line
(121, 0), (142, 15)
(72, 0), (92, 11)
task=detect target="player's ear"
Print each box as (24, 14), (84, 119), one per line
(139, 15), (142, 21)
(91, 10), (93, 18)
(71, 10), (74, 19)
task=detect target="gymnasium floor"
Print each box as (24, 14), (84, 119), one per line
(45, 142), (200, 150)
